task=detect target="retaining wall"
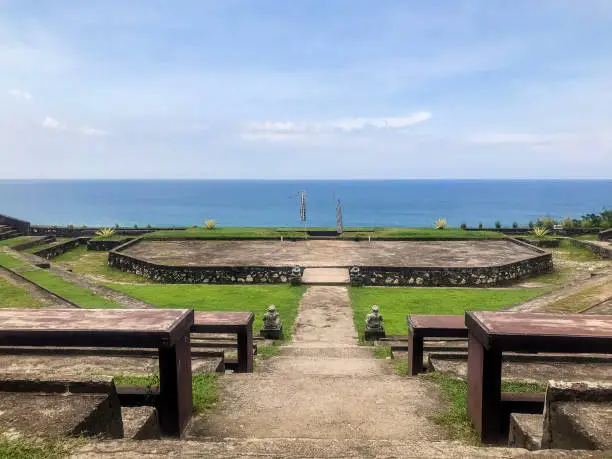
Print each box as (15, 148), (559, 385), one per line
(599, 228), (612, 241)
(31, 226), (155, 238)
(87, 238), (134, 251)
(33, 237), (90, 259)
(108, 239), (304, 284)
(569, 238), (612, 259)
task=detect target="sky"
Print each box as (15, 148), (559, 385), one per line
(1, 0), (612, 179)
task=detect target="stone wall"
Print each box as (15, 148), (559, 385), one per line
(0, 214), (31, 235)
(349, 240), (552, 287)
(31, 226), (154, 238)
(515, 237), (561, 248)
(33, 237), (90, 259)
(109, 240), (304, 284)
(569, 238), (612, 259)
(87, 238), (134, 251)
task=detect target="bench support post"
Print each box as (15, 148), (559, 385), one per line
(467, 332), (502, 444)
(407, 329), (424, 376)
(158, 334), (193, 437)
(236, 326), (254, 373)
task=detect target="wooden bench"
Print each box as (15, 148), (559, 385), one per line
(0, 308), (194, 438)
(406, 315), (467, 375)
(465, 311), (612, 444)
(192, 311), (254, 373)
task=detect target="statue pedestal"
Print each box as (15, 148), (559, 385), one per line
(260, 328), (284, 340)
(364, 328), (386, 341)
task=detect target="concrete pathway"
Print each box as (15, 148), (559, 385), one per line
(302, 267), (350, 285)
(188, 286), (447, 441)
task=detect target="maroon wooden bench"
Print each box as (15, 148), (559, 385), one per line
(192, 312), (254, 373)
(406, 315), (467, 376)
(465, 311), (612, 444)
(0, 308), (194, 438)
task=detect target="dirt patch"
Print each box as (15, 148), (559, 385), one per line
(125, 239), (542, 268)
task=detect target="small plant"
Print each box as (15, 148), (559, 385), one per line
(581, 219), (593, 229)
(478, 222), (483, 230)
(460, 223), (467, 230)
(435, 218), (447, 230)
(532, 227), (549, 238)
(96, 227), (116, 238)
(512, 222), (518, 229)
(115, 223), (120, 229)
(494, 221), (501, 229)
(204, 219), (216, 230)
(146, 224), (152, 230)
(81, 224), (87, 229)
(67, 224), (74, 229)
(536, 216), (557, 229)
(134, 224), (138, 229)
(562, 217), (574, 229)
(528, 221), (534, 228)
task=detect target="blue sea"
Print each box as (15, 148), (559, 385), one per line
(0, 180), (610, 228)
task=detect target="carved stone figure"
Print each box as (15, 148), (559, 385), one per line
(260, 304), (284, 340)
(364, 305), (386, 341)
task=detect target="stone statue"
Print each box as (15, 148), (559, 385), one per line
(364, 305), (385, 341)
(260, 304), (284, 340)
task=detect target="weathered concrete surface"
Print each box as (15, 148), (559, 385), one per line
(125, 239), (541, 268)
(542, 380), (612, 450)
(302, 267), (350, 284)
(509, 413), (543, 450)
(0, 392), (123, 438)
(0, 353), (221, 378)
(187, 286), (447, 441)
(121, 406), (160, 440)
(428, 356), (612, 384)
(70, 438), (608, 458)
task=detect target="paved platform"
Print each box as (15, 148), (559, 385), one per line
(124, 239), (541, 267)
(302, 267), (350, 284)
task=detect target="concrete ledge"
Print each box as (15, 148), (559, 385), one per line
(569, 239), (612, 259)
(33, 237), (90, 259)
(542, 381), (612, 450)
(121, 406), (160, 440)
(508, 413), (543, 450)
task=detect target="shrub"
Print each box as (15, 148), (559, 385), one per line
(581, 220), (593, 229)
(96, 227), (115, 238)
(81, 224), (87, 229)
(435, 218), (447, 230)
(512, 222), (518, 229)
(478, 222), (483, 230)
(536, 216), (557, 229)
(562, 217), (574, 229)
(204, 219), (216, 230)
(146, 224), (152, 230)
(134, 224), (138, 229)
(115, 223), (120, 229)
(460, 223), (467, 230)
(528, 221), (534, 228)
(67, 224), (74, 229)
(532, 227), (549, 238)
(494, 221), (501, 229)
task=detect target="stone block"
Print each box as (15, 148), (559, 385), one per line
(508, 413), (543, 450)
(364, 330), (386, 341)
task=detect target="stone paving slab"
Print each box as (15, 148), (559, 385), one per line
(125, 239), (541, 268)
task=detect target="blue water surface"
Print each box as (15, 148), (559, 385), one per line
(0, 180), (610, 228)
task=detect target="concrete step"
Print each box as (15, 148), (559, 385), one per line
(70, 438), (597, 458)
(121, 406), (160, 440)
(302, 267), (350, 285)
(0, 230), (18, 241)
(509, 413), (543, 450)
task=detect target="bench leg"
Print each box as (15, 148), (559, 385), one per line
(236, 327), (253, 373)
(158, 334), (193, 437)
(407, 330), (424, 376)
(467, 332), (502, 444)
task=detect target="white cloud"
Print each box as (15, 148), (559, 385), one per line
(8, 89), (33, 100)
(80, 126), (107, 136)
(242, 112), (432, 141)
(41, 116), (65, 130)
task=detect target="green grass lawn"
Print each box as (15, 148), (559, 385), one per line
(23, 238), (74, 254)
(0, 236), (40, 247)
(0, 276), (42, 308)
(107, 284), (305, 340)
(0, 253), (29, 268)
(0, 436), (76, 459)
(114, 373), (218, 414)
(53, 246), (154, 283)
(350, 287), (548, 337)
(421, 372), (546, 444)
(340, 228), (505, 239)
(145, 227), (307, 240)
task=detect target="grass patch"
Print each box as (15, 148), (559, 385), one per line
(145, 227), (307, 240)
(54, 246), (154, 283)
(258, 344), (282, 357)
(0, 436), (76, 459)
(559, 239), (601, 261)
(422, 372), (546, 444)
(340, 228), (505, 239)
(544, 283), (611, 313)
(16, 269), (121, 309)
(91, 235), (130, 241)
(0, 276), (42, 308)
(114, 373), (219, 414)
(23, 238), (74, 254)
(107, 284), (305, 341)
(0, 236), (39, 247)
(373, 346), (392, 359)
(349, 287), (547, 338)
(0, 253), (28, 269)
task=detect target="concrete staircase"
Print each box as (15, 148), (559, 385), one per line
(0, 224), (19, 241)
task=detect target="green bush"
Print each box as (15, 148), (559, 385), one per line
(536, 216), (557, 229)
(494, 221), (501, 229)
(478, 223), (483, 230)
(205, 219), (216, 230)
(435, 218), (447, 229)
(460, 223), (467, 230)
(512, 222), (518, 228)
(562, 217), (574, 229)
